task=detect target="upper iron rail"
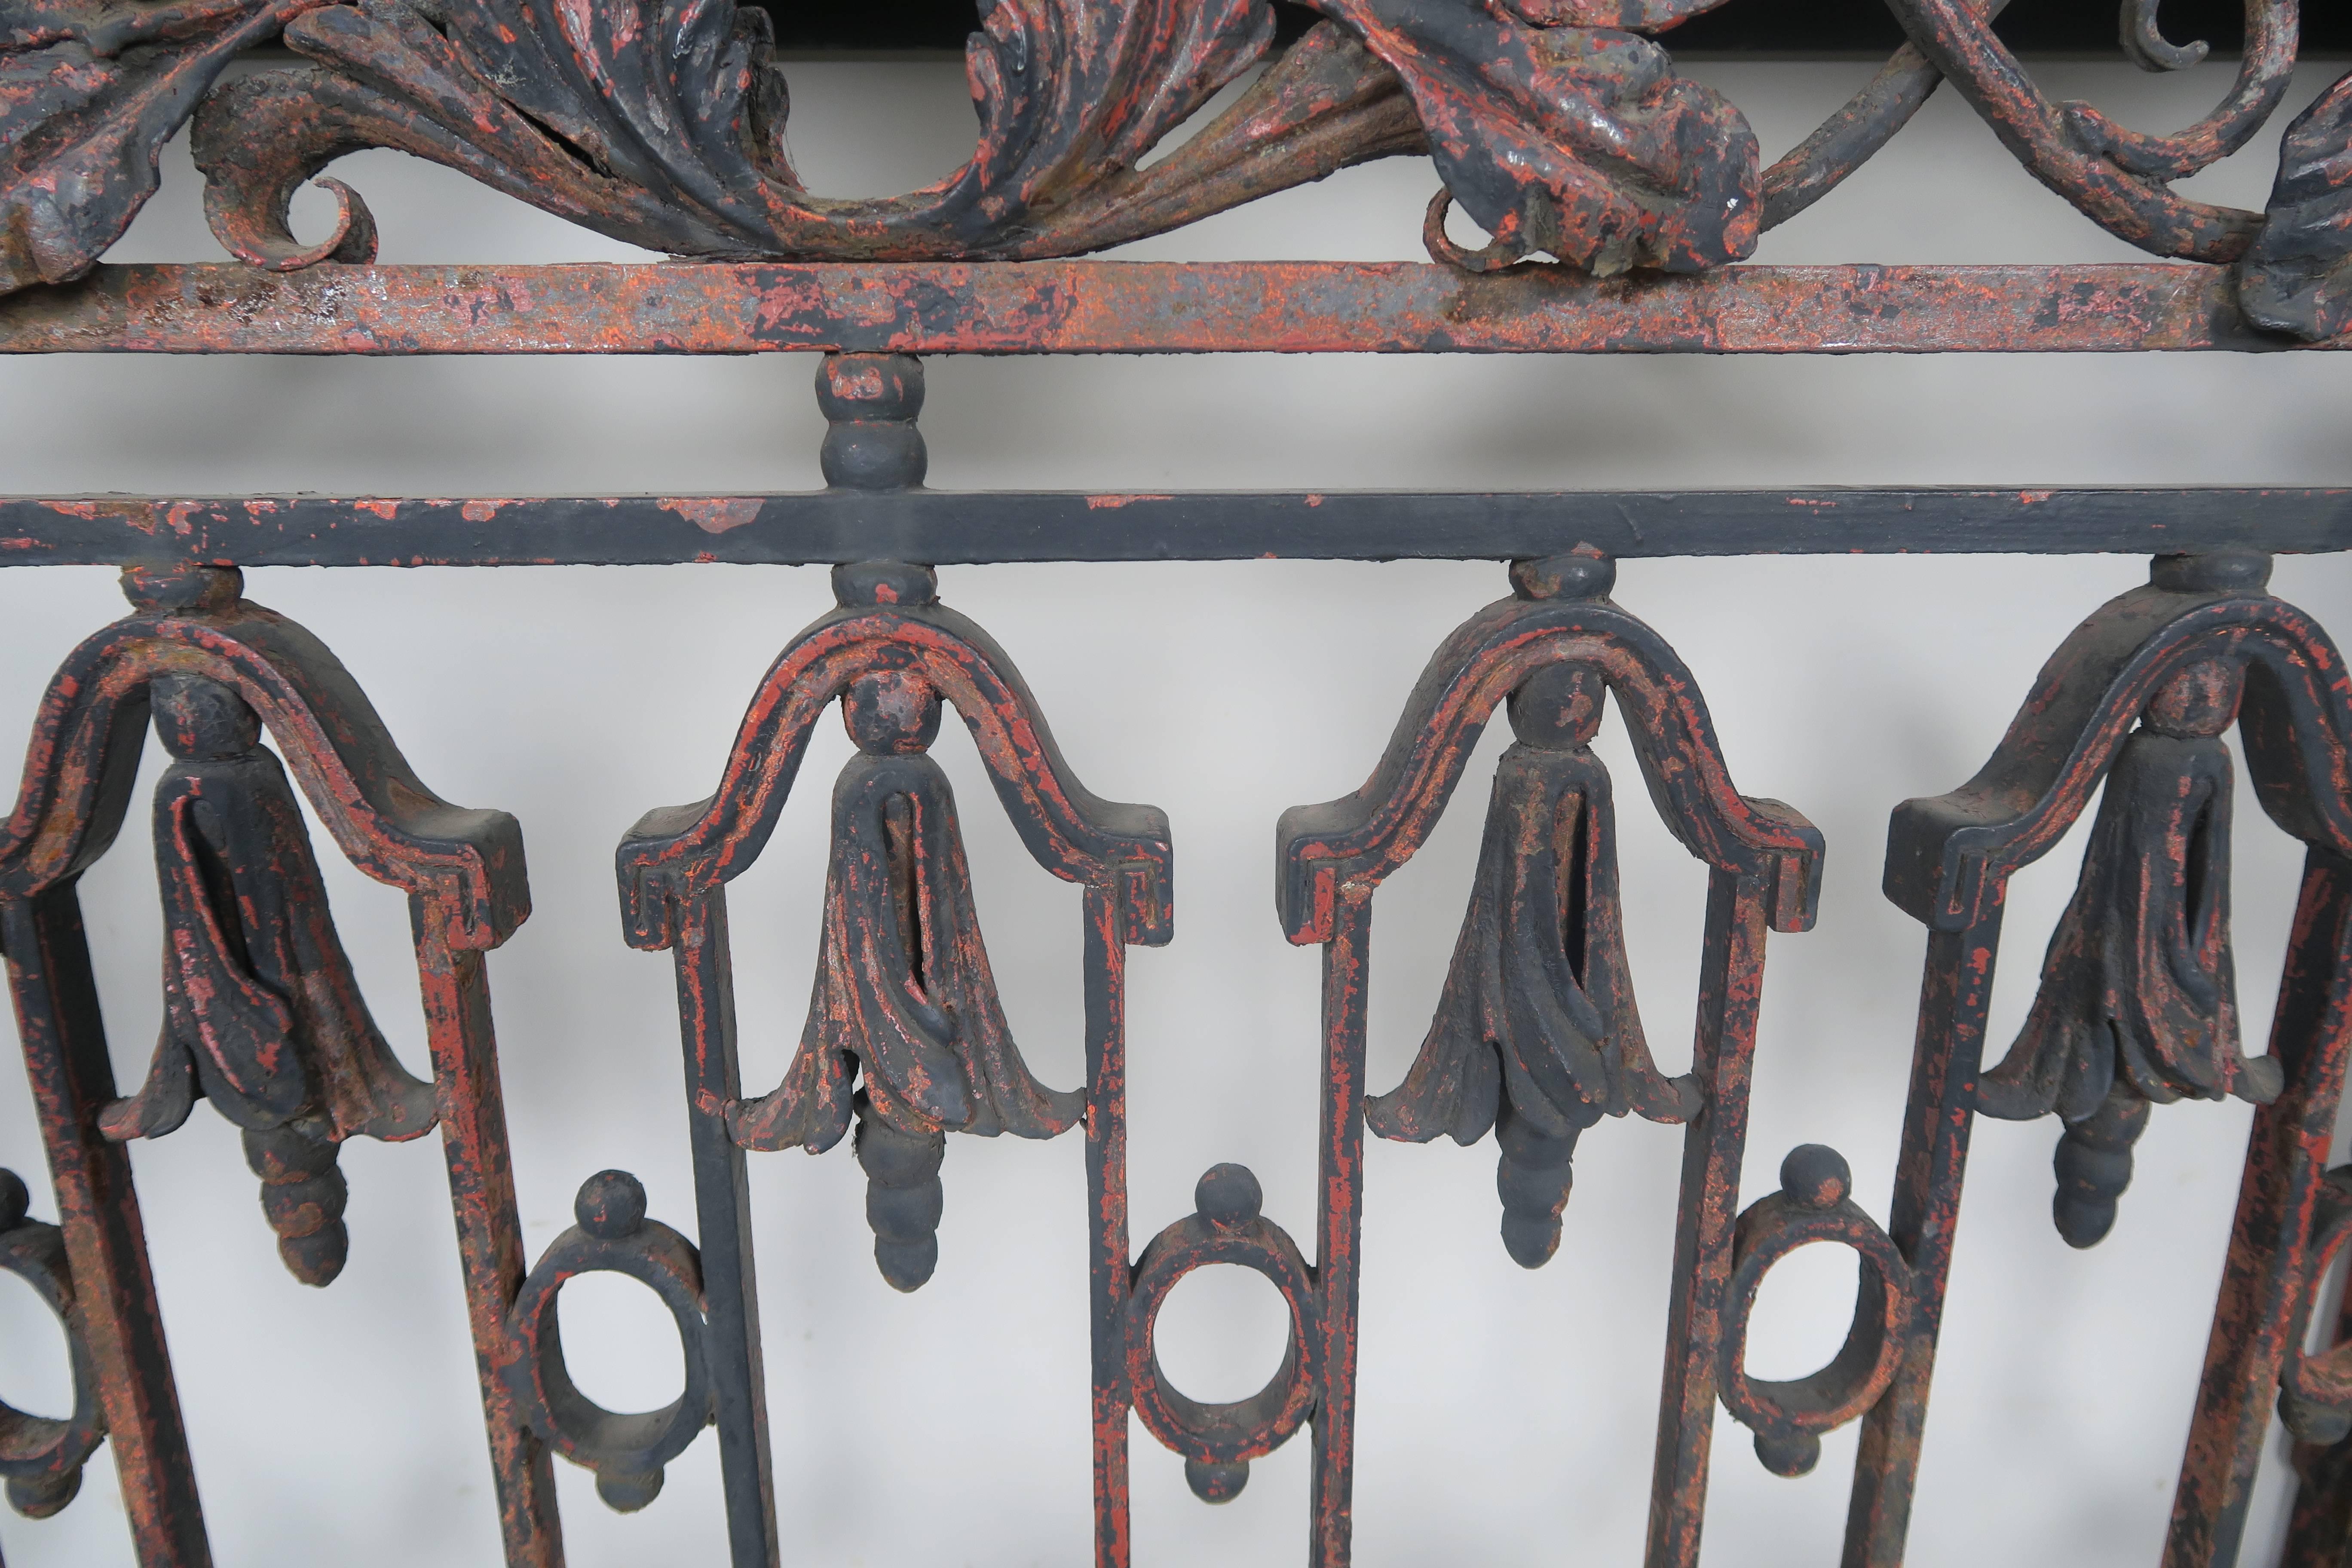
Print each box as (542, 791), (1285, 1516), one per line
(2, 262), (2347, 356)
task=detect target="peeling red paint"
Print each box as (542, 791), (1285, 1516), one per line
(656, 498), (763, 536)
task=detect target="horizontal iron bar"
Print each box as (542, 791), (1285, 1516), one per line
(4, 489), (2347, 566)
(1, 262), (2343, 356)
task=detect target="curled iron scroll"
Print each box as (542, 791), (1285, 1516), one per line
(0, 1169), (107, 1519)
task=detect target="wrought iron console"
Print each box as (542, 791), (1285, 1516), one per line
(1, 0), (2351, 1563)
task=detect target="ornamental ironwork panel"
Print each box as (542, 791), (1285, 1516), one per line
(3, 0), (2352, 1564)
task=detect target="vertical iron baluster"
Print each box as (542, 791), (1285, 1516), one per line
(1281, 553), (1821, 1568)
(1, 563), (549, 1567)
(1, 889), (208, 1568)
(2171, 850), (2352, 1566)
(1311, 891), (1372, 1568)
(1085, 882), (1135, 1568)
(668, 886), (780, 1568)
(1841, 915), (2002, 1568)
(1853, 551), (2352, 1568)
(412, 923), (564, 1568)
(1646, 869), (1771, 1568)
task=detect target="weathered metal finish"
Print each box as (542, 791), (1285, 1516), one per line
(8, 260), (2352, 357)
(2237, 68), (2352, 343)
(101, 671), (437, 1286)
(4, 0), (2352, 1558)
(6, 493), (2352, 1568)
(1717, 1145), (1913, 1481)
(9, 0), (2347, 339)
(503, 1171), (714, 1514)
(0, 563), (555, 1568)
(1861, 550), (2352, 1568)
(1277, 548), (1824, 1568)
(593, 374), (1178, 1562)
(0, 0), (315, 296)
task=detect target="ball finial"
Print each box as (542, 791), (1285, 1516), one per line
(1194, 1164), (1262, 1231)
(574, 1170), (648, 1240)
(1779, 1145), (1850, 1211)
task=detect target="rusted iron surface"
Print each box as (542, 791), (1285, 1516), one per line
(0, 0), (2347, 1528)
(0, 0), (316, 297)
(0, 562), (554, 1568)
(1865, 549), (2352, 1568)
(604, 521), (1173, 1555)
(8, 0), (2349, 339)
(2237, 68), (2352, 343)
(101, 672), (438, 1287)
(502, 1170), (714, 1514)
(1272, 548), (1825, 1568)
(7, 531), (2352, 1568)
(0, 1166), (104, 1520)
(7, 260), (2352, 356)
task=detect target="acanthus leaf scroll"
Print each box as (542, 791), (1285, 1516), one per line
(0, 0), (320, 292)
(192, 0), (1300, 267)
(2236, 67), (2352, 343)
(1305, 0), (1759, 273)
(177, 0), (1760, 279)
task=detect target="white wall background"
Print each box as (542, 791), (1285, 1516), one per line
(3, 49), (2351, 1568)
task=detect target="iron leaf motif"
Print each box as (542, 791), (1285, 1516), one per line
(193, 0), (1293, 266)
(1303, 0), (1759, 273)
(177, 0), (1756, 276)
(729, 671), (1081, 1291)
(0, 0), (316, 291)
(1978, 659), (2285, 1248)
(98, 675), (435, 1286)
(1366, 665), (1697, 1267)
(2236, 67), (2352, 342)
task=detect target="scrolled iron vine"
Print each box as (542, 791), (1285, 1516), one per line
(1715, 1145), (1913, 1479)
(0, 1167), (107, 1520)
(503, 1170), (715, 1514)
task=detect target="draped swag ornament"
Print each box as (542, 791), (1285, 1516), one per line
(728, 669), (1082, 1291)
(1366, 662), (1696, 1268)
(1977, 658), (2284, 1249)
(98, 674), (435, 1286)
